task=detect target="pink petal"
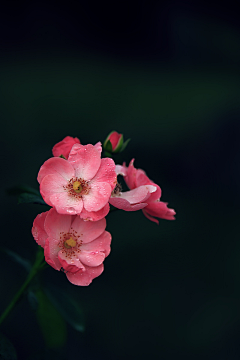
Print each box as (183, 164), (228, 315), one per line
(83, 182), (112, 212)
(92, 158), (117, 190)
(117, 185), (156, 204)
(81, 231), (111, 257)
(52, 136), (80, 159)
(78, 250), (105, 267)
(40, 173), (68, 206)
(68, 144), (101, 180)
(94, 141), (102, 154)
(66, 264), (104, 286)
(71, 216), (106, 244)
(142, 209), (159, 224)
(32, 211), (48, 247)
(80, 203), (110, 221)
(37, 157), (75, 183)
(58, 251), (85, 273)
(109, 185), (156, 211)
(135, 171), (162, 202)
(109, 197), (148, 211)
(49, 192), (84, 215)
(44, 237), (61, 270)
(147, 184), (162, 202)
(144, 201), (176, 220)
(44, 208), (72, 239)
(115, 164), (127, 176)
(124, 159), (138, 189)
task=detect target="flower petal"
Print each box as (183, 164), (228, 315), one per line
(94, 141), (102, 154)
(40, 173), (68, 206)
(80, 203), (110, 221)
(58, 251), (85, 273)
(109, 197), (148, 211)
(115, 164), (127, 176)
(37, 157), (75, 183)
(83, 182), (112, 212)
(144, 201), (176, 220)
(78, 250), (105, 267)
(44, 208), (72, 238)
(81, 231), (111, 257)
(52, 136), (80, 159)
(66, 264), (104, 286)
(92, 158), (117, 190)
(44, 237), (61, 270)
(71, 216), (106, 244)
(49, 192), (84, 215)
(32, 211), (48, 247)
(68, 144), (101, 180)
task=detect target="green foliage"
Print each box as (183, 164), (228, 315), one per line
(6, 185), (47, 206)
(45, 286), (85, 332)
(35, 289), (67, 349)
(0, 247), (31, 271)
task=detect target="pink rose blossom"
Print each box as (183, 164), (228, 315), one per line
(38, 143), (117, 220)
(52, 136), (80, 159)
(32, 208), (111, 286)
(111, 159), (176, 224)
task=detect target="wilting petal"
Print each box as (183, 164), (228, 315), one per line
(144, 201), (176, 221)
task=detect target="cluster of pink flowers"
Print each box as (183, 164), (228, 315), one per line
(32, 133), (175, 286)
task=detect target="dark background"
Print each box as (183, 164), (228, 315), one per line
(1, 1), (240, 359)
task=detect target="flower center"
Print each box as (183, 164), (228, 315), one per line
(58, 229), (83, 259)
(63, 177), (90, 199)
(64, 237), (77, 249)
(72, 181), (82, 193)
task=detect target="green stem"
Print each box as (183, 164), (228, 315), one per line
(0, 248), (45, 326)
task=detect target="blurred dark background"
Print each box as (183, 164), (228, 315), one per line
(1, 1), (240, 359)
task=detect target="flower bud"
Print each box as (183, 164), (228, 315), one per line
(103, 131), (130, 154)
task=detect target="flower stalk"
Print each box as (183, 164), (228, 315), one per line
(0, 248), (45, 326)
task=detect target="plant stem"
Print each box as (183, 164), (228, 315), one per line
(0, 248), (45, 326)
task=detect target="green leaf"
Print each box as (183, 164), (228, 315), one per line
(35, 289), (67, 348)
(18, 193), (47, 205)
(104, 139), (113, 152)
(0, 333), (17, 360)
(0, 247), (31, 271)
(6, 185), (47, 206)
(119, 138), (131, 153)
(45, 286), (85, 332)
(6, 185), (40, 196)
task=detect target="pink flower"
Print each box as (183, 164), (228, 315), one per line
(38, 143), (117, 220)
(52, 136), (81, 159)
(32, 208), (111, 286)
(111, 159), (176, 224)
